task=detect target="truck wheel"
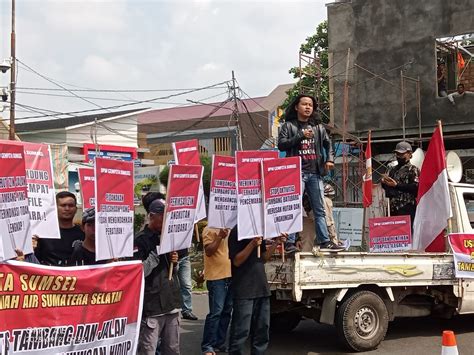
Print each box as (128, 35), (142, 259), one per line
(336, 291), (388, 352)
(270, 311), (301, 333)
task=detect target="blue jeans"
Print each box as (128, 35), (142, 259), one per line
(302, 173), (330, 245)
(201, 278), (233, 353)
(178, 256), (193, 313)
(229, 297), (270, 355)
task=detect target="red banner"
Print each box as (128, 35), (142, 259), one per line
(236, 150), (278, 240)
(160, 164), (203, 254)
(369, 216), (412, 252)
(448, 233), (474, 278)
(78, 168), (95, 209)
(262, 157), (302, 238)
(208, 155), (237, 229)
(95, 158), (135, 261)
(0, 144), (32, 261)
(0, 261), (143, 354)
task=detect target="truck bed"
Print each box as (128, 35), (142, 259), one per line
(266, 252), (456, 302)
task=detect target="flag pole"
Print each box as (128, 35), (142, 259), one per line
(438, 120), (451, 252)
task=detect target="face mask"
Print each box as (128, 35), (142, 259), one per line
(397, 157), (408, 166)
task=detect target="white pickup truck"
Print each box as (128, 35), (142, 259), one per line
(266, 182), (474, 352)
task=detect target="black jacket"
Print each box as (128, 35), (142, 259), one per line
(278, 120), (334, 175)
(134, 225), (182, 317)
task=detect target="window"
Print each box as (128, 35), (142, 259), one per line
(464, 193), (474, 229)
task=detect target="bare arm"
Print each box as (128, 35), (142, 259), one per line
(204, 229), (229, 257)
(233, 237), (261, 267)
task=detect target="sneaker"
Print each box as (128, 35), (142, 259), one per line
(214, 345), (228, 353)
(319, 241), (345, 252)
(182, 311), (198, 320)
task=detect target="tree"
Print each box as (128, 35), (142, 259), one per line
(282, 20), (329, 123)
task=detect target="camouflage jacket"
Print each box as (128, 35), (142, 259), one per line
(383, 162), (420, 213)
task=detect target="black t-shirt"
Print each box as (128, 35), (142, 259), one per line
(69, 241), (106, 266)
(35, 225), (85, 266)
(228, 226), (270, 300)
(297, 121), (318, 173)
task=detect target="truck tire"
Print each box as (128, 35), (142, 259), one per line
(270, 311), (301, 333)
(336, 291), (388, 352)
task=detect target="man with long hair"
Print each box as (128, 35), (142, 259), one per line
(278, 94), (343, 251)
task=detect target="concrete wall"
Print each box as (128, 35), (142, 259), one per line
(328, 0), (474, 137)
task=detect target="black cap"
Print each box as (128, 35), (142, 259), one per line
(148, 199), (165, 214)
(394, 141), (412, 154)
(82, 207), (95, 224)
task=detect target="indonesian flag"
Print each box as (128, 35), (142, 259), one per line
(362, 131), (372, 207)
(412, 124), (452, 251)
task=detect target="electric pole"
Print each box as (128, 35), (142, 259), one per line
(231, 71), (243, 151)
(9, 0), (16, 140)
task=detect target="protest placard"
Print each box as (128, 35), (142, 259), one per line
(208, 155), (237, 229)
(0, 140), (60, 240)
(369, 215), (412, 252)
(172, 139), (206, 222)
(78, 168), (95, 209)
(0, 260), (143, 355)
(262, 156), (302, 239)
(236, 150), (278, 240)
(448, 233), (474, 278)
(160, 164), (203, 254)
(95, 158), (134, 261)
(0, 143), (32, 261)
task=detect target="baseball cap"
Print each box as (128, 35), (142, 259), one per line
(148, 199), (165, 214)
(393, 141), (412, 154)
(82, 207), (95, 224)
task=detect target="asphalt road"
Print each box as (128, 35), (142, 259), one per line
(180, 293), (473, 355)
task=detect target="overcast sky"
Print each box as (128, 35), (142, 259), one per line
(0, 0), (328, 121)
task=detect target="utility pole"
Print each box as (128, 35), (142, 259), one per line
(9, 0), (16, 140)
(231, 71), (243, 151)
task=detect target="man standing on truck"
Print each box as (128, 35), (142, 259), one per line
(381, 141), (420, 228)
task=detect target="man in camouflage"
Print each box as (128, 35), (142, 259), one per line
(381, 141), (420, 229)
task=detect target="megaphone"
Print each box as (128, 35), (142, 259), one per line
(446, 151), (463, 183)
(410, 148), (425, 169)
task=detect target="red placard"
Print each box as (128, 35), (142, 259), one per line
(172, 139), (200, 165)
(369, 216), (412, 252)
(448, 233), (474, 279)
(78, 168), (95, 209)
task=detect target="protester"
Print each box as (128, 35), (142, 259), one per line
(14, 248), (40, 263)
(448, 83), (467, 105)
(201, 227), (233, 355)
(323, 183), (343, 246)
(228, 227), (286, 355)
(177, 248), (198, 320)
(135, 198), (182, 355)
(69, 207), (106, 266)
(381, 141), (420, 228)
(278, 94), (343, 251)
(35, 191), (85, 265)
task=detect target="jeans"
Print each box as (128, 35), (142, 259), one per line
(302, 173), (330, 245)
(177, 256), (193, 313)
(229, 297), (270, 355)
(201, 278), (233, 353)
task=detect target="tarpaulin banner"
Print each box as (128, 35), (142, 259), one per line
(261, 157), (302, 239)
(172, 139), (206, 222)
(0, 144), (32, 261)
(95, 158), (134, 261)
(208, 155), (237, 229)
(160, 164), (202, 254)
(0, 260), (143, 354)
(0, 141), (60, 240)
(448, 233), (474, 278)
(78, 168), (95, 209)
(369, 215), (412, 252)
(236, 150), (278, 240)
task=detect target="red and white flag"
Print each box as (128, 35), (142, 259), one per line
(413, 123), (452, 251)
(362, 131), (372, 208)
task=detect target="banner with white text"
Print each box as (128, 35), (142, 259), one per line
(78, 168), (95, 209)
(0, 140), (60, 240)
(448, 233), (474, 278)
(172, 139), (206, 222)
(95, 158), (134, 261)
(262, 157), (302, 239)
(0, 144), (32, 261)
(160, 164), (202, 254)
(208, 155), (237, 229)
(369, 216), (412, 252)
(0, 260), (143, 355)
(236, 150), (278, 240)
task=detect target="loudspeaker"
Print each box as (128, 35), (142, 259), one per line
(446, 151), (463, 183)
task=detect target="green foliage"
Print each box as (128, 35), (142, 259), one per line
(281, 20), (329, 123)
(159, 155), (212, 198)
(134, 176), (158, 199)
(134, 212), (145, 233)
